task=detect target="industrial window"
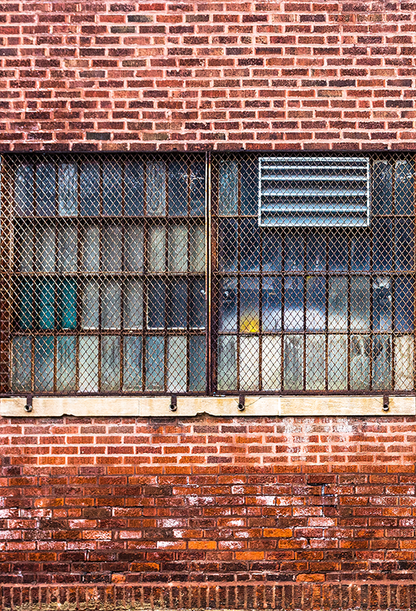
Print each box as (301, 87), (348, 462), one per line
(0, 153), (414, 397)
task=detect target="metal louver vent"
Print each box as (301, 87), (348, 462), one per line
(259, 156), (370, 227)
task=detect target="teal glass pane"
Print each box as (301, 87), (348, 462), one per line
(12, 337), (32, 392)
(125, 159), (144, 216)
(36, 162), (56, 216)
(80, 159), (100, 216)
(123, 336), (143, 391)
(168, 158), (188, 216)
(189, 335), (206, 392)
(58, 278), (77, 330)
(103, 159), (122, 216)
(145, 336), (164, 391)
(34, 336), (54, 392)
(56, 336), (76, 392)
(37, 279), (55, 330)
(15, 163), (34, 216)
(190, 159), (205, 216)
(17, 278), (33, 330)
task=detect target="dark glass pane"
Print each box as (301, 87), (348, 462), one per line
(56, 336), (76, 392)
(167, 279), (187, 328)
(306, 276), (326, 331)
(307, 233), (326, 272)
(218, 218), (238, 271)
(373, 277), (392, 331)
(36, 162), (56, 216)
(351, 233), (370, 272)
(190, 159), (205, 216)
(146, 158), (166, 216)
(395, 276), (413, 332)
(80, 159), (100, 216)
(37, 279), (55, 330)
(240, 218), (260, 272)
(395, 218), (414, 272)
(148, 279), (166, 329)
(123, 337), (143, 391)
(328, 235), (348, 272)
(241, 157), (258, 216)
(262, 276), (282, 332)
(372, 160), (392, 215)
(240, 277), (259, 333)
(219, 277), (237, 332)
(219, 158), (238, 215)
(190, 277), (205, 329)
(12, 337), (32, 392)
(125, 159), (144, 216)
(284, 232), (304, 272)
(17, 278), (33, 330)
(263, 230), (282, 272)
(145, 336), (164, 391)
(395, 159), (414, 215)
(189, 335), (206, 391)
(284, 276), (304, 331)
(58, 163), (77, 216)
(34, 336), (54, 392)
(373, 218), (393, 272)
(57, 278), (77, 330)
(168, 159), (188, 216)
(102, 160), (122, 216)
(15, 163), (34, 216)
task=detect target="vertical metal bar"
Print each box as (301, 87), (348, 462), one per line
(206, 151), (213, 395)
(0, 157), (13, 392)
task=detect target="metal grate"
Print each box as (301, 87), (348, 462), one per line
(0, 152), (414, 396)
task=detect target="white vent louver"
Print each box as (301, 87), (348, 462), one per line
(258, 156), (370, 227)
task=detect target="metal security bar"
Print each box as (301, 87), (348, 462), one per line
(0, 152), (414, 396)
(212, 153), (415, 394)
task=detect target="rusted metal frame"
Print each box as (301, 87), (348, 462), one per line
(302, 230), (307, 392)
(0, 157), (14, 393)
(206, 151), (213, 395)
(280, 229), (286, 391)
(236, 159), (241, 392)
(413, 155), (416, 393)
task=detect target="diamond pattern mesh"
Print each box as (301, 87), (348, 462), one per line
(1, 154), (206, 394)
(0, 152), (414, 395)
(213, 153), (415, 393)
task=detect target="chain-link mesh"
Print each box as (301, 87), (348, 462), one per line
(0, 154), (207, 394)
(212, 153), (415, 393)
(0, 152), (414, 395)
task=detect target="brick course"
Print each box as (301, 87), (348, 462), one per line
(1, 1), (416, 151)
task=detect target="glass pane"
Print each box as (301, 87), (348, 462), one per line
(15, 163), (34, 216)
(307, 233), (326, 272)
(57, 225), (77, 272)
(351, 277), (370, 331)
(79, 336), (99, 392)
(34, 336), (54, 392)
(80, 159), (100, 216)
(395, 336), (413, 391)
(167, 278), (187, 329)
(17, 225), (34, 272)
(145, 336), (164, 391)
(17, 278), (33, 330)
(58, 163), (77, 216)
(12, 337), (32, 392)
(102, 160), (122, 216)
(101, 336), (120, 392)
(328, 235), (348, 272)
(351, 234), (370, 272)
(149, 226), (166, 272)
(283, 335), (303, 391)
(168, 225), (188, 272)
(240, 277), (259, 333)
(167, 336), (187, 392)
(395, 159), (414, 215)
(328, 277), (347, 332)
(125, 159), (144, 216)
(147, 279), (166, 329)
(123, 336), (143, 391)
(284, 232), (304, 272)
(240, 218), (260, 272)
(394, 276), (413, 332)
(217, 335), (237, 390)
(58, 278), (77, 330)
(350, 335), (370, 390)
(146, 158), (166, 216)
(189, 277), (205, 329)
(373, 218), (393, 272)
(262, 336), (281, 391)
(168, 159), (188, 216)
(56, 336), (76, 392)
(372, 160), (392, 214)
(102, 279), (121, 330)
(125, 225), (144, 272)
(124, 279), (143, 329)
(36, 162), (56, 216)
(241, 157), (258, 216)
(189, 335), (205, 391)
(306, 276), (326, 332)
(373, 277), (392, 331)
(190, 159), (205, 216)
(263, 231), (282, 272)
(373, 335), (391, 390)
(81, 279), (99, 329)
(395, 218), (414, 272)
(102, 225), (122, 271)
(218, 218), (238, 272)
(37, 279), (55, 330)
(219, 277), (237, 332)
(306, 335), (325, 390)
(81, 225), (99, 271)
(328, 334), (347, 390)
(219, 158), (238, 215)
(262, 277), (282, 332)
(189, 225), (205, 272)
(36, 225), (55, 272)
(240, 336), (259, 391)
(284, 277), (304, 331)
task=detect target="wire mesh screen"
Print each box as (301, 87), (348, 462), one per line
(212, 153), (415, 393)
(0, 154), (207, 394)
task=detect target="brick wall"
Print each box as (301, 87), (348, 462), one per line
(1, 1), (416, 152)
(1, 415), (416, 609)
